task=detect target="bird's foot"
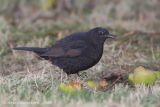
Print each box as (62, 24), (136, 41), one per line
(77, 72), (88, 80)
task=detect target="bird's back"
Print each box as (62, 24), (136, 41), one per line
(55, 32), (87, 46)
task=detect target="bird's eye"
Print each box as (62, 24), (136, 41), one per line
(98, 31), (104, 35)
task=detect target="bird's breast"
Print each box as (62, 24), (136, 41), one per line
(84, 45), (103, 63)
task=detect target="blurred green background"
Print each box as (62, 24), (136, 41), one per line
(0, 0), (160, 31)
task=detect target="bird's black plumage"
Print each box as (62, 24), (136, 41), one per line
(14, 27), (115, 75)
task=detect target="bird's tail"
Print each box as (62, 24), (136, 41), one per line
(13, 47), (48, 55)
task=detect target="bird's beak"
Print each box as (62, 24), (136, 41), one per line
(107, 33), (116, 39)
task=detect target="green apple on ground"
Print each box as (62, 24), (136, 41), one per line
(59, 81), (82, 94)
(86, 79), (108, 91)
(86, 80), (99, 89)
(40, 0), (55, 10)
(128, 66), (160, 85)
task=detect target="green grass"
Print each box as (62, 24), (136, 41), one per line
(0, 76), (160, 107)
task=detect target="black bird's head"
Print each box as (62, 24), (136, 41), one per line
(88, 27), (115, 44)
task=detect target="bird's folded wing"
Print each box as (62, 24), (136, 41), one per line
(41, 40), (87, 57)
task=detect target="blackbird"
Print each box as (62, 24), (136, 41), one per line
(14, 27), (115, 75)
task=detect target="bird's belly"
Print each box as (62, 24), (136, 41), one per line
(52, 56), (100, 74)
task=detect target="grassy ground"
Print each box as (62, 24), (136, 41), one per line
(0, 0), (160, 107)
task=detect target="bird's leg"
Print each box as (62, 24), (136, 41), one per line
(65, 73), (71, 82)
(75, 73), (80, 81)
(77, 72), (81, 77)
(77, 72), (88, 81)
(66, 73), (77, 82)
(60, 71), (71, 83)
(60, 71), (63, 83)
